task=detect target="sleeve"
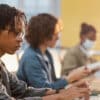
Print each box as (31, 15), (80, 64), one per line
(62, 52), (78, 75)
(0, 71), (42, 100)
(21, 56), (68, 90)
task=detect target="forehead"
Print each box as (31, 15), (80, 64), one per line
(54, 19), (63, 34)
(85, 31), (96, 37)
(14, 16), (25, 33)
(82, 31), (96, 41)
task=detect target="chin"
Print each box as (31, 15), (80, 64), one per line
(49, 45), (55, 48)
(7, 51), (16, 55)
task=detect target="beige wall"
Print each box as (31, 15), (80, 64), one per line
(61, 0), (100, 50)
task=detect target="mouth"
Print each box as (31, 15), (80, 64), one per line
(15, 45), (21, 50)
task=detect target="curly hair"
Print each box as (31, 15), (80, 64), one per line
(0, 4), (26, 35)
(26, 13), (58, 48)
(80, 22), (96, 35)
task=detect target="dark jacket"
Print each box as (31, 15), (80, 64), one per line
(0, 59), (47, 100)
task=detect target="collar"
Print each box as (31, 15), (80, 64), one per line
(29, 46), (51, 57)
(79, 45), (92, 57)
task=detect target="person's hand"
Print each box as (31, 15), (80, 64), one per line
(58, 86), (90, 100)
(73, 79), (90, 100)
(84, 93), (90, 100)
(90, 66), (100, 74)
(72, 79), (89, 87)
(66, 67), (91, 83)
(45, 88), (56, 95)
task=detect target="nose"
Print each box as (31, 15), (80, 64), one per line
(16, 37), (23, 43)
(16, 32), (24, 43)
(56, 35), (59, 40)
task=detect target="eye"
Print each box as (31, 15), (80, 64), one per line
(16, 32), (24, 39)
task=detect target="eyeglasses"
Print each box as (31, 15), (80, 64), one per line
(7, 29), (25, 39)
(9, 15), (26, 39)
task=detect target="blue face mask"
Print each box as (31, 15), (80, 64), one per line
(82, 39), (95, 50)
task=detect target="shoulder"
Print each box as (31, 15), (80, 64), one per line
(19, 47), (42, 69)
(66, 46), (79, 55)
(22, 47), (37, 60)
(19, 47), (40, 67)
(71, 46), (81, 53)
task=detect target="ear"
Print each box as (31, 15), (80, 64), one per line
(80, 34), (86, 43)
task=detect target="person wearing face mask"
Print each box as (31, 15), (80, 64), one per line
(62, 22), (97, 75)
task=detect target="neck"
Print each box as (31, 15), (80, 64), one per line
(39, 44), (47, 54)
(0, 49), (4, 57)
(80, 42), (86, 49)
